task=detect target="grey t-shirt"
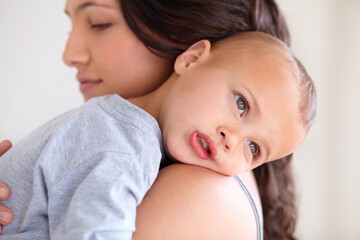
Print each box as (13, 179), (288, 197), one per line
(0, 94), (163, 240)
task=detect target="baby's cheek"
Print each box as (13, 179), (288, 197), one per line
(219, 156), (251, 176)
(162, 134), (179, 160)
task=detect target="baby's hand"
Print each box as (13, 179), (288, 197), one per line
(0, 140), (13, 233)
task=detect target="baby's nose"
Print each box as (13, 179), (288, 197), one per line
(217, 126), (239, 153)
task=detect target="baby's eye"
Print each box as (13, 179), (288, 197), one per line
(247, 140), (260, 159)
(235, 95), (248, 116)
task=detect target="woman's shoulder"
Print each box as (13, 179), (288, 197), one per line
(134, 163), (260, 240)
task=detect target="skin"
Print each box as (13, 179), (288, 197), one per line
(134, 164), (260, 240)
(0, 140), (12, 230)
(0, 0), (280, 238)
(130, 34), (306, 176)
(63, 0), (173, 101)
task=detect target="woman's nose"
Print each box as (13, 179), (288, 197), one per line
(217, 126), (239, 152)
(62, 31), (90, 68)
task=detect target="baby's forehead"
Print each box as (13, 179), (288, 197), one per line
(211, 33), (297, 80)
(213, 33), (292, 63)
(209, 44), (294, 84)
(212, 33), (303, 122)
(214, 31), (288, 50)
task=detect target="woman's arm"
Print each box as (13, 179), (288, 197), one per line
(0, 140), (13, 233)
(134, 163), (261, 240)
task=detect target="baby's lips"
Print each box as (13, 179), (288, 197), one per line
(190, 131), (210, 159)
(196, 131), (218, 159)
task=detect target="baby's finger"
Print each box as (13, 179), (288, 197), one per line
(0, 140), (12, 156)
(0, 205), (13, 226)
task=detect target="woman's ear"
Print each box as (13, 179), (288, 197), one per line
(174, 40), (211, 75)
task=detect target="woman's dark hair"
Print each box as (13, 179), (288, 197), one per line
(120, 1), (298, 239)
(121, 0), (289, 59)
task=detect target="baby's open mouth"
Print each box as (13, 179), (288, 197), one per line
(197, 136), (210, 153)
(190, 131), (217, 160)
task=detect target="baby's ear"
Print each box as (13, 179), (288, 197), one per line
(174, 40), (211, 75)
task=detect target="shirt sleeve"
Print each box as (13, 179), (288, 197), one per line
(49, 151), (155, 240)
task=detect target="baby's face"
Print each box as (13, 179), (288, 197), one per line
(160, 42), (306, 176)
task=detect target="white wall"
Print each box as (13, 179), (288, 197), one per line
(0, 0), (82, 143)
(278, 0), (360, 239)
(1, 0), (359, 239)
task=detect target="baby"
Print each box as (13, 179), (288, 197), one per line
(0, 32), (316, 239)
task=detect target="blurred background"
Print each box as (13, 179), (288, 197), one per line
(0, 0), (359, 239)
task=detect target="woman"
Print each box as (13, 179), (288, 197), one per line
(0, 0), (298, 239)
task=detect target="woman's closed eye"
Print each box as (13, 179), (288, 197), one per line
(235, 94), (249, 117)
(91, 23), (111, 31)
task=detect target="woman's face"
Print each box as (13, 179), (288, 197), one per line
(63, 0), (173, 101)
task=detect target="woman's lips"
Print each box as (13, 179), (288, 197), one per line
(189, 131), (218, 160)
(78, 78), (102, 93)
